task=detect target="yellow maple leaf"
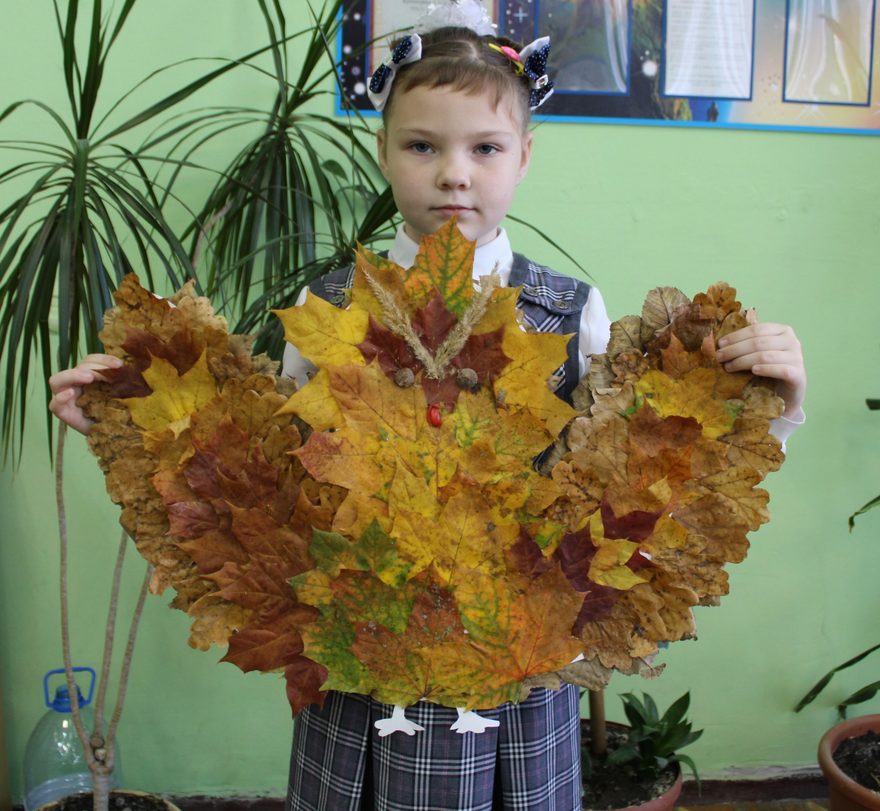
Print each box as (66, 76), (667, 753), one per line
(273, 292), (369, 370)
(276, 368), (343, 430)
(122, 352), (216, 436)
(496, 326), (576, 436)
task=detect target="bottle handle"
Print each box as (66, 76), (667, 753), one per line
(43, 667), (96, 709)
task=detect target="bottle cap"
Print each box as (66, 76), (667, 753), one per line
(49, 684), (88, 713)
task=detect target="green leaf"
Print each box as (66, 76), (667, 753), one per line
(795, 642), (880, 711)
(661, 691), (691, 729)
(673, 752), (701, 788)
(838, 680), (880, 719)
(849, 494), (880, 530)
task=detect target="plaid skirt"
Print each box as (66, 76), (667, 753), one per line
(286, 685), (581, 811)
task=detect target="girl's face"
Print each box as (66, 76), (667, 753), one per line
(377, 85), (533, 248)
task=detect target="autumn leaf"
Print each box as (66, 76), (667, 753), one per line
(121, 352), (216, 437)
(495, 326), (576, 436)
(274, 291), (369, 369)
(635, 367), (743, 440)
(408, 216), (475, 316)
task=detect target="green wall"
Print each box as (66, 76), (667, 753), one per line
(2, 1), (879, 802)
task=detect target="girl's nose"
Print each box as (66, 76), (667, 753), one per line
(436, 155), (470, 189)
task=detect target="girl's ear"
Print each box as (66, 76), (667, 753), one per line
(517, 130), (534, 184)
(376, 129), (390, 181)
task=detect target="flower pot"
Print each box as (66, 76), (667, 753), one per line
(35, 790), (182, 811)
(581, 719), (684, 811)
(818, 714), (880, 811)
(585, 770), (682, 811)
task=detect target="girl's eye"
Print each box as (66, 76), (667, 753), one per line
(475, 144), (499, 155)
(409, 142), (433, 154)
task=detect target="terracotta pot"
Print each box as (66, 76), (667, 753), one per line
(591, 770), (683, 811)
(818, 714), (880, 811)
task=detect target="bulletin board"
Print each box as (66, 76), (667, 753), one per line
(337, 0), (880, 135)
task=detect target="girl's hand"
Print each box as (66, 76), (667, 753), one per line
(715, 315), (806, 419)
(48, 354), (123, 435)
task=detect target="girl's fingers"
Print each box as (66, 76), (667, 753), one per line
(47, 353), (122, 435)
(48, 354), (122, 393)
(48, 388), (94, 434)
(718, 348), (799, 373)
(716, 324), (800, 365)
(715, 321), (806, 415)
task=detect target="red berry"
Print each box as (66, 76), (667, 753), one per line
(427, 404), (442, 427)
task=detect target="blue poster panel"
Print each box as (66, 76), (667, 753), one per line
(337, 0), (880, 134)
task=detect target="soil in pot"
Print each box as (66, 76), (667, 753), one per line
(833, 730), (880, 796)
(581, 721), (679, 810)
(46, 791), (173, 811)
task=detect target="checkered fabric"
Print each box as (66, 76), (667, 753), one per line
(287, 685), (581, 811)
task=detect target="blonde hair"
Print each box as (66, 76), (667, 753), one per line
(382, 27), (530, 128)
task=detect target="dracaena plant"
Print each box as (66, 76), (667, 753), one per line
(794, 396), (880, 720)
(0, 0), (391, 459)
(2, 2), (396, 809)
(0, 3), (215, 805)
(166, 0), (397, 360)
(0, 0), (219, 460)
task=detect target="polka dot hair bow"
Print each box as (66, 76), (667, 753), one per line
(519, 36), (554, 110)
(368, 33), (423, 111)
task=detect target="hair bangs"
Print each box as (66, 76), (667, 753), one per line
(382, 27), (530, 127)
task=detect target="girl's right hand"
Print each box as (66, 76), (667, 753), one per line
(48, 354), (123, 435)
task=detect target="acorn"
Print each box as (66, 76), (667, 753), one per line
(455, 367), (479, 391)
(394, 367), (415, 388)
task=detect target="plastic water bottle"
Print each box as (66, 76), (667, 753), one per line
(23, 668), (122, 811)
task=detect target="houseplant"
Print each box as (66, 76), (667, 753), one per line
(581, 689), (702, 811)
(170, 0), (397, 357)
(0, 0), (392, 459)
(3, 2), (394, 810)
(795, 643), (880, 811)
(793, 396), (880, 809)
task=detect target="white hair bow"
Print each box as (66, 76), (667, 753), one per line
(367, 33), (423, 112)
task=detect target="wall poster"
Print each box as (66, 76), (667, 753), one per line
(337, 0), (880, 135)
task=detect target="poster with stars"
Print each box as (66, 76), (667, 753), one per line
(337, 0), (879, 135)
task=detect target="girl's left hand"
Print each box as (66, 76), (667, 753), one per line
(715, 315), (806, 419)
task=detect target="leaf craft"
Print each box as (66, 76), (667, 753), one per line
(79, 275), (335, 711)
(81, 222), (786, 720)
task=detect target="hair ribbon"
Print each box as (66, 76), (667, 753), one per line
(368, 34), (423, 111)
(518, 37), (554, 110)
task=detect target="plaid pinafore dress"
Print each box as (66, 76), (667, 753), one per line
(287, 254), (592, 811)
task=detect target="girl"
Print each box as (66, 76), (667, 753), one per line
(49, 4), (807, 810)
